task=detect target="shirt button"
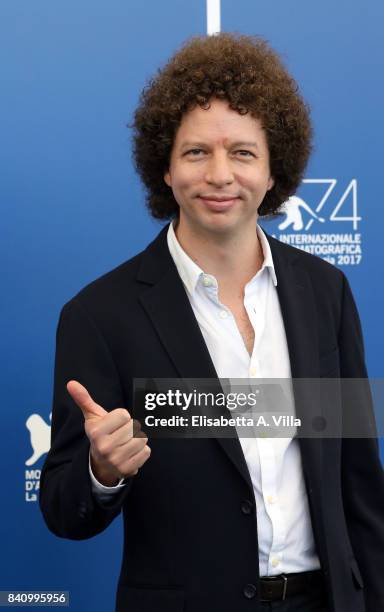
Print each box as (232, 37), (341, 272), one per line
(78, 502), (88, 519)
(250, 367), (257, 376)
(202, 276), (212, 287)
(271, 558), (280, 568)
(266, 495), (275, 504)
(243, 584), (257, 599)
(219, 310), (228, 319)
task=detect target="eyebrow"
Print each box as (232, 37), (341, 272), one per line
(180, 141), (260, 150)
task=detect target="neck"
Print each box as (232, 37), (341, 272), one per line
(173, 217), (264, 291)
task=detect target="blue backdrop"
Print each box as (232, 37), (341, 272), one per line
(1, 1), (383, 609)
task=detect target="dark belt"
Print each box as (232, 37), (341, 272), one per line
(260, 570), (324, 601)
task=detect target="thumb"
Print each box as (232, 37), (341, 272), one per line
(67, 380), (107, 420)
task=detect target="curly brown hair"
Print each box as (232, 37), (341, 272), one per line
(131, 32), (313, 219)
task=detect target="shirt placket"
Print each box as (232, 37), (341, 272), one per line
(257, 437), (286, 575)
(199, 274), (250, 375)
(244, 273), (268, 379)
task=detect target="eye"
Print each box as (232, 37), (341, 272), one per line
(185, 148), (204, 156)
(235, 150), (255, 157)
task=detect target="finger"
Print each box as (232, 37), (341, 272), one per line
(108, 420), (146, 448)
(67, 380), (107, 420)
(89, 421), (146, 464)
(93, 422), (146, 459)
(86, 408), (132, 439)
(118, 444), (151, 477)
(112, 433), (149, 459)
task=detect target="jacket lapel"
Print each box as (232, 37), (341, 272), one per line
(137, 225), (218, 379)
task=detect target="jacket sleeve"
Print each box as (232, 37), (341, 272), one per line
(39, 297), (133, 540)
(339, 274), (384, 610)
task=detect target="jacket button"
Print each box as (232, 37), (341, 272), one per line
(243, 583), (257, 599)
(78, 502), (88, 519)
(241, 500), (254, 515)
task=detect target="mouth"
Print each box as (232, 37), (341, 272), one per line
(198, 196), (239, 211)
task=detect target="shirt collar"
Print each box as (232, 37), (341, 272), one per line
(167, 219), (277, 296)
(256, 223), (278, 287)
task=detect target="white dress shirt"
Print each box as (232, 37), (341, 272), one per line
(90, 220), (320, 576)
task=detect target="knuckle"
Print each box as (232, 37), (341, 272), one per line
(96, 440), (110, 457)
(128, 454), (138, 468)
(119, 408), (131, 422)
(124, 421), (134, 436)
(89, 432), (102, 448)
(86, 425), (99, 443)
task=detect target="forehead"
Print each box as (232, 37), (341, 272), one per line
(174, 98), (265, 145)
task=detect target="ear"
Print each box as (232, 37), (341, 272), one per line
(267, 176), (274, 191)
(164, 171), (171, 187)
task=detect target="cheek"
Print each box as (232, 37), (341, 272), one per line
(172, 167), (200, 191)
(239, 167), (272, 190)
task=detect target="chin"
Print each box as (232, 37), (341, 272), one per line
(196, 215), (244, 236)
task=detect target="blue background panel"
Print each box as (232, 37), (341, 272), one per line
(1, 1), (382, 609)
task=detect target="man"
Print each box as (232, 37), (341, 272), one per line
(39, 33), (384, 611)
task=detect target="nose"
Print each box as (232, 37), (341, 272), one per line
(204, 152), (234, 186)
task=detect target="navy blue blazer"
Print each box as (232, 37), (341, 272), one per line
(40, 224), (384, 612)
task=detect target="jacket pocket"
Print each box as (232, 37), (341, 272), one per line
(116, 585), (185, 612)
(351, 557), (364, 590)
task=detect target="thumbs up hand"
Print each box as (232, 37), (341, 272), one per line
(67, 380), (151, 486)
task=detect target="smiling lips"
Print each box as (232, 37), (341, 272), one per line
(198, 195), (239, 211)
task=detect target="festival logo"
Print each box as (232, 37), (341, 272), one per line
(24, 413), (51, 502)
(268, 179), (362, 267)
